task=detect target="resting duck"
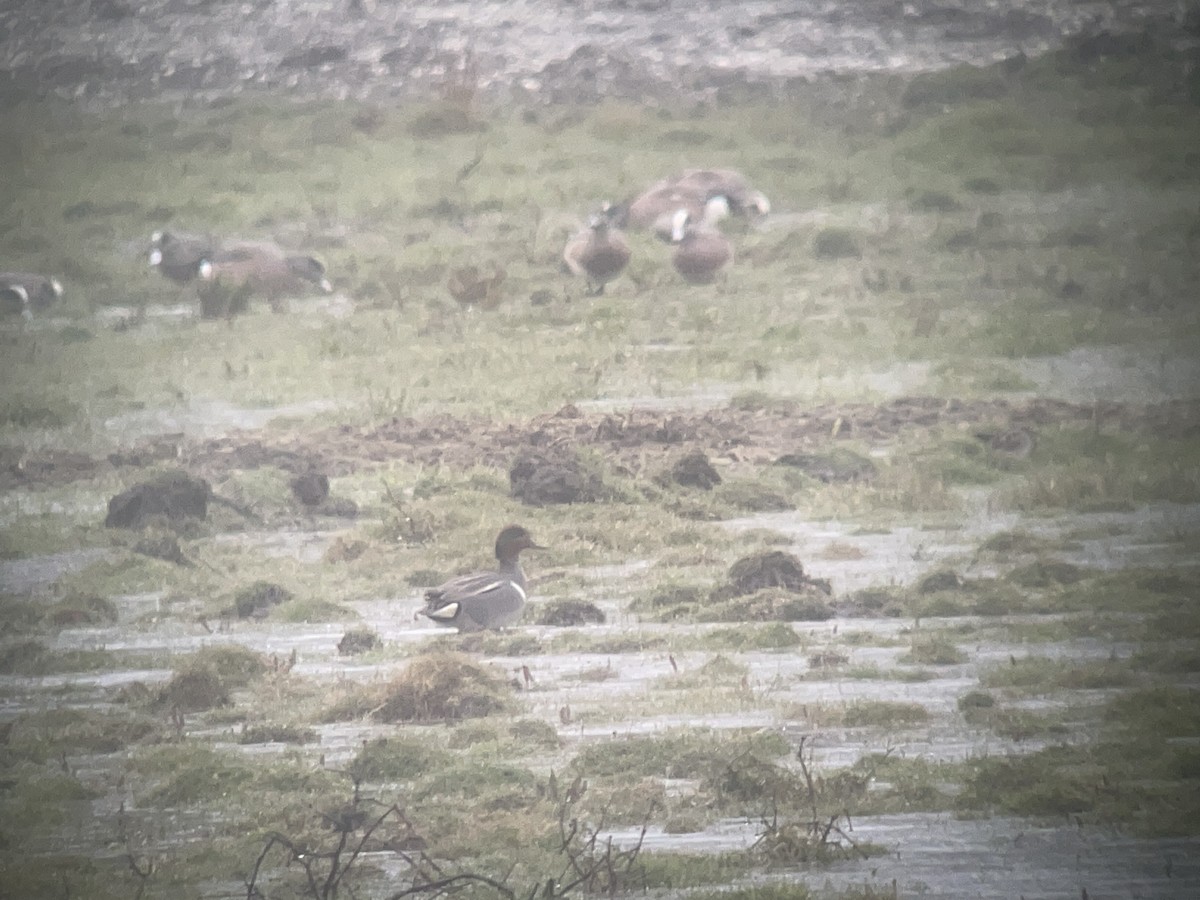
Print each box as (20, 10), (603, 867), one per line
(0, 272), (63, 316)
(149, 230), (220, 284)
(670, 197), (734, 284)
(562, 213), (632, 294)
(421, 525), (545, 632)
(199, 241), (332, 311)
(673, 168), (771, 217)
(620, 167), (769, 232)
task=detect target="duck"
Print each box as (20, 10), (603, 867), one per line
(670, 198), (734, 284)
(198, 241), (333, 311)
(562, 213), (632, 294)
(149, 230), (219, 284)
(620, 167), (769, 232)
(420, 525), (545, 632)
(651, 192), (730, 242)
(673, 168), (771, 217)
(0, 272), (63, 316)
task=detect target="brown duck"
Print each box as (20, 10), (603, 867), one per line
(621, 167), (769, 231)
(670, 199), (733, 284)
(672, 168), (770, 217)
(199, 241), (332, 311)
(562, 214), (632, 294)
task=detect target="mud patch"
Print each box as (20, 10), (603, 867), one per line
(6, 395), (1179, 495)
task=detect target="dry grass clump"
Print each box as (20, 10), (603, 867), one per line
(373, 651), (515, 723)
(154, 644), (271, 712)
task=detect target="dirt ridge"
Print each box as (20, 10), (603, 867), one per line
(5, 395), (1195, 492)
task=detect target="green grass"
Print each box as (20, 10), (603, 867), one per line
(2, 46), (1198, 453)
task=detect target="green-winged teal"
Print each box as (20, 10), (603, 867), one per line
(670, 197), (734, 283)
(421, 525), (545, 632)
(199, 241), (332, 311)
(562, 213), (632, 294)
(0, 272), (63, 316)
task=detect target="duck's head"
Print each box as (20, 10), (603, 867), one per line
(198, 259), (215, 280)
(287, 255), (333, 293)
(495, 524), (545, 560)
(598, 200), (628, 228)
(745, 190), (771, 216)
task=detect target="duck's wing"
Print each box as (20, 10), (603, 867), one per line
(422, 571), (526, 630)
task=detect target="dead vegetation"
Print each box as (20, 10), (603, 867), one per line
(372, 652), (516, 723)
(245, 770), (650, 900)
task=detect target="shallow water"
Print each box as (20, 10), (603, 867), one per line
(604, 813), (1200, 899)
(103, 397), (343, 443)
(723, 501), (1200, 595)
(0, 547), (112, 595)
(4, 495), (1195, 898)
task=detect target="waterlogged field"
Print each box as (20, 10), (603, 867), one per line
(2, 33), (1200, 900)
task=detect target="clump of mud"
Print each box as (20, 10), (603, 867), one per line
(289, 471), (330, 507)
(667, 449), (722, 490)
(722, 551), (828, 596)
(509, 447), (606, 505)
(700, 550), (836, 622)
(337, 626), (381, 655)
(231, 581), (293, 619)
(373, 652), (514, 723)
(104, 470), (212, 527)
(533, 598), (606, 627)
(131, 531), (189, 565)
(774, 448), (877, 483)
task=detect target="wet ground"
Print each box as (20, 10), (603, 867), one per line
(3, 2), (1200, 897)
(3, 395), (1199, 896)
(609, 814), (1200, 899)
